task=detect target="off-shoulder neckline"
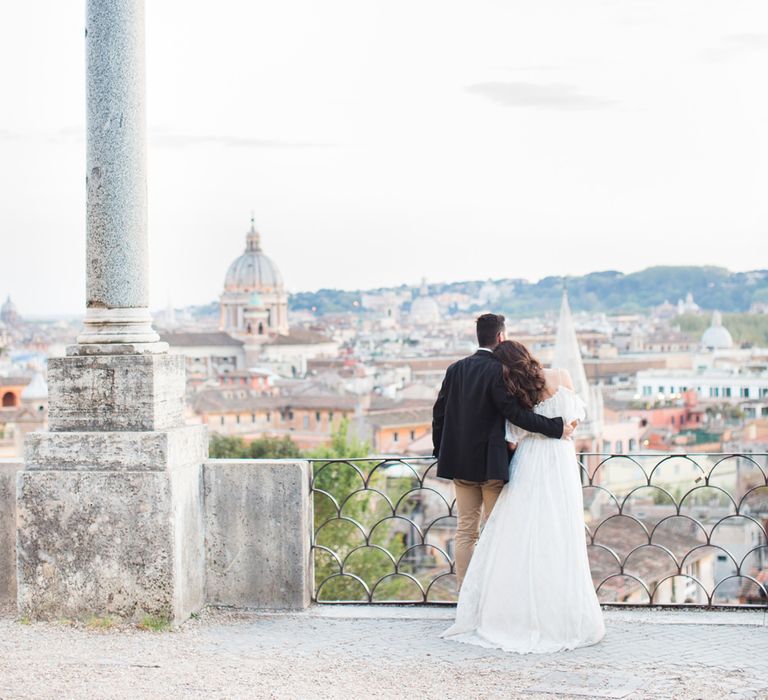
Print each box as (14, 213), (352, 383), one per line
(534, 384), (575, 409)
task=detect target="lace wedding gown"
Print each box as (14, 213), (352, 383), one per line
(441, 386), (605, 653)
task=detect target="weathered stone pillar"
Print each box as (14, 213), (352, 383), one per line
(16, 0), (205, 625)
(78, 0), (158, 346)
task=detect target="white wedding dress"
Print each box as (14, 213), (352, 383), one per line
(441, 386), (605, 653)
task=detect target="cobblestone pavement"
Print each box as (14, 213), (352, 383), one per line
(0, 607), (766, 699)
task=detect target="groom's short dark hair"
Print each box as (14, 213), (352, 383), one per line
(476, 313), (505, 348)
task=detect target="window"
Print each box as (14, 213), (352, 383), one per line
(670, 416), (675, 425)
(410, 430), (415, 441)
(615, 441), (623, 454)
(740, 387), (749, 398)
(220, 416), (225, 426)
(236, 415), (240, 424)
(724, 387), (732, 397)
(628, 439), (637, 451)
(266, 412), (271, 422)
(658, 386), (664, 394)
(251, 413), (256, 423)
(642, 386), (652, 397)
(303, 415), (309, 429)
(328, 411), (334, 422)
(315, 411), (321, 422)
(288, 410), (294, 421)
(393, 432), (399, 442)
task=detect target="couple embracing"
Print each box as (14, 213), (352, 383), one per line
(433, 313), (605, 653)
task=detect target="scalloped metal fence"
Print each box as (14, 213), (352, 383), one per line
(310, 453), (768, 607)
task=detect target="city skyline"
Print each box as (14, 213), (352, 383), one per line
(2, 0), (768, 315)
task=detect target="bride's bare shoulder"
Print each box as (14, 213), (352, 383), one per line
(541, 367), (560, 396)
(547, 367), (574, 390)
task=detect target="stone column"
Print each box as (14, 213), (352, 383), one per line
(16, 0), (205, 625)
(78, 0), (158, 346)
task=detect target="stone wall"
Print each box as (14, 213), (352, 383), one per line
(0, 460), (23, 606)
(203, 460), (312, 609)
(6, 455), (314, 615)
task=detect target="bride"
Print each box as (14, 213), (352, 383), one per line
(441, 340), (605, 653)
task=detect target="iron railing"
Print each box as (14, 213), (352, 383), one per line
(309, 453), (768, 608)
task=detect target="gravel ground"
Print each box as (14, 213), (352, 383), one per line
(0, 606), (766, 699)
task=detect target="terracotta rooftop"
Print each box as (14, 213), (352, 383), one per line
(266, 327), (334, 346)
(160, 332), (244, 347)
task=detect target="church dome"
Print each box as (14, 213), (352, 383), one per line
(701, 311), (733, 349)
(1, 295), (19, 322)
(224, 219), (284, 293)
(410, 279), (440, 325)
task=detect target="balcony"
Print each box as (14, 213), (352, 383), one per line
(3, 451), (766, 697)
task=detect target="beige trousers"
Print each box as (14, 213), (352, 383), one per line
(453, 478), (505, 590)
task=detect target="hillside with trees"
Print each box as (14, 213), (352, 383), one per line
(288, 267), (768, 317)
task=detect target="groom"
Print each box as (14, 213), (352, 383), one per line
(432, 313), (574, 589)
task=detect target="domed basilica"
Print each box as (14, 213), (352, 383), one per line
(219, 217), (289, 341)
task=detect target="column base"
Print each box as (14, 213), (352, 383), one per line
(48, 352), (185, 432)
(16, 426), (207, 624)
(77, 307), (160, 345)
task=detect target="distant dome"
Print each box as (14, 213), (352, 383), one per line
(1, 295), (19, 323)
(224, 220), (284, 293)
(410, 279), (440, 325)
(701, 311), (733, 349)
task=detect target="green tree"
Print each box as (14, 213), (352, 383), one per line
(248, 435), (302, 459)
(310, 419), (418, 602)
(208, 434), (251, 458)
(208, 433), (301, 459)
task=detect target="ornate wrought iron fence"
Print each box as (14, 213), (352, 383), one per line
(310, 453), (768, 607)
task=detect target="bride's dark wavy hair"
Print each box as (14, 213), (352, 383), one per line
(493, 340), (546, 410)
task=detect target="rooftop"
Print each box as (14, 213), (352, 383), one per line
(266, 327), (335, 346)
(160, 331), (245, 348)
(0, 606), (764, 699)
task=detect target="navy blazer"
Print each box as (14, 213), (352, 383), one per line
(432, 350), (564, 482)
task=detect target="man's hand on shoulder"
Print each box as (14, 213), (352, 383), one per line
(561, 420), (578, 440)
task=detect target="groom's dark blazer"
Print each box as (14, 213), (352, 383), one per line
(432, 349), (564, 483)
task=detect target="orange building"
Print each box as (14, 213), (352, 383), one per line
(366, 408), (433, 454)
(192, 388), (434, 453)
(0, 377), (28, 409)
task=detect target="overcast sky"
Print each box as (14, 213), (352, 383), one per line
(1, 0), (767, 316)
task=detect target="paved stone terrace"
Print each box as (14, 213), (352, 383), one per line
(0, 605), (766, 699)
